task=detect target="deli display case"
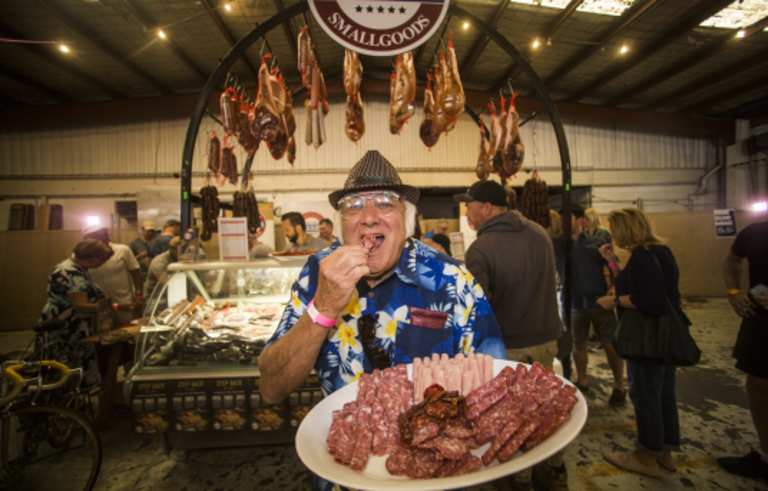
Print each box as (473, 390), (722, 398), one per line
(126, 257), (324, 445)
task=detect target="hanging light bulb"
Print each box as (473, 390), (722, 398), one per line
(223, 2), (233, 13)
(462, 20), (470, 31)
(531, 38), (541, 50)
(735, 29), (746, 39)
(619, 44), (630, 55)
(58, 43), (71, 54)
(157, 29), (168, 40)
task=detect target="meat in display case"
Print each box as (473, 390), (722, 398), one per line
(126, 258), (323, 440)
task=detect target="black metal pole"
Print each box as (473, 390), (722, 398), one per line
(448, 4), (574, 331)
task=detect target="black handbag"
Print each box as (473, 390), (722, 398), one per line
(614, 254), (701, 367)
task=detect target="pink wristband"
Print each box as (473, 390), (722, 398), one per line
(307, 300), (337, 329)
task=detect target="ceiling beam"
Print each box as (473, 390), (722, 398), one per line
(567, 0), (732, 103)
(0, 22), (126, 99)
(272, 0), (299, 59)
(120, 0), (208, 81)
(644, 46), (768, 110)
(459, 0), (509, 73)
(714, 94), (768, 119)
(40, 0), (172, 94)
(0, 63), (71, 103)
(680, 73), (768, 113)
(199, 0), (259, 79)
(606, 13), (768, 106)
(543, 0), (662, 86)
(492, 0), (584, 92)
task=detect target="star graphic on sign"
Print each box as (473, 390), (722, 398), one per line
(399, 6), (406, 13)
(388, 6), (395, 13)
(367, 5), (373, 12)
(355, 5), (362, 12)
(378, 6), (384, 13)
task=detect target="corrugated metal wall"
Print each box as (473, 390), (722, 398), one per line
(0, 101), (714, 176)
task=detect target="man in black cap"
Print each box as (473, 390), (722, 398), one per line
(457, 179), (566, 489)
(259, 151), (506, 405)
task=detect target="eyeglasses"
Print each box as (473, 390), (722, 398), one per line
(359, 314), (390, 370)
(338, 191), (402, 218)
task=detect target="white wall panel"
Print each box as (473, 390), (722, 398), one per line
(0, 101), (714, 177)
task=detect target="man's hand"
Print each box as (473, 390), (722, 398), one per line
(313, 246), (371, 317)
(728, 291), (755, 318)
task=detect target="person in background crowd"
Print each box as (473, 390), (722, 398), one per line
(548, 209), (572, 382)
(420, 230), (448, 255)
(129, 220), (159, 276)
(278, 212), (326, 254)
(598, 208), (685, 478)
(562, 206), (626, 406)
(431, 220), (452, 257)
(83, 225), (142, 325)
(718, 216), (768, 482)
(148, 219), (181, 258)
(458, 179), (566, 490)
(38, 239), (113, 386)
(583, 207), (611, 243)
(249, 226), (274, 259)
(144, 236), (181, 299)
(318, 218), (338, 246)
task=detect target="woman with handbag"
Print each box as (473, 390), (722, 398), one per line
(595, 208), (689, 478)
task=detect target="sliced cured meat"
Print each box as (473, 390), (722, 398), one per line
(498, 420), (539, 463)
(434, 436), (469, 460)
(466, 384), (507, 420)
(371, 400), (390, 456)
(443, 419), (475, 439)
(411, 417), (440, 445)
(453, 454), (482, 476)
(349, 403), (373, 470)
(482, 414), (523, 465)
(385, 446), (413, 476)
(407, 449), (443, 479)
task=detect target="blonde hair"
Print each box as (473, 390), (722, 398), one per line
(584, 208), (601, 235)
(548, 209), (562, 238)
(607, 208), (663, 250)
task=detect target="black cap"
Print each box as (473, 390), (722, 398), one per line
(454, 180), (508, 207)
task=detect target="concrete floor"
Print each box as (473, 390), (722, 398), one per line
(2, 298), (766, 490)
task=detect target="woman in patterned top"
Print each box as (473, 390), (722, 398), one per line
(39, 239), (113, 386)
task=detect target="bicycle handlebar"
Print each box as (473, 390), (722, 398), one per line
(0, 360), (81, 407)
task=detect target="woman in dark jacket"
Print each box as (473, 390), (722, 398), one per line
(596, 208), (684, 478)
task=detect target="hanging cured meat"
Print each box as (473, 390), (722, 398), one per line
(500, 91), (525, 177)
(475, 119), (492, 180)
(220, 79), (239, 135)
(520, 171), (550, 229)
(343, 49), (365, 142)
(419, 71), (440, 148)
(220, 136), (238, 185)
(200, 185), (220, 241)
(298, 27), (329, 148)
(389, 51), (416, 135)
(208, 131), (221, 176)
(233, 190), (261, 234)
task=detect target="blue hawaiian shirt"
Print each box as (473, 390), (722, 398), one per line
(267, 238), (506, 396)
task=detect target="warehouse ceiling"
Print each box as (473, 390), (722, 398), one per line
(1, 0), (767, 120)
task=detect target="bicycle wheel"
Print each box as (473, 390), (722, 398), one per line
(11, 405), (102, 491)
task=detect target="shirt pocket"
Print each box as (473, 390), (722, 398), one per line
(396, 321), (453, 361)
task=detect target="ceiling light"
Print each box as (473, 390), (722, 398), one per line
(735, 29), (746, 39)
(157, 29), (168, 40)
(531, 38), (541, 50)
(751, 200), (768, 213)
(462, 21), (470, 31)
(619, 44), (630, 55)
(223, 2), (233, 12)
(58, 43), (71, 54)
(85, 215), (102, 227)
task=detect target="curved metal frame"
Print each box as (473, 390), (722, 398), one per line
(180, 0), (575, 320)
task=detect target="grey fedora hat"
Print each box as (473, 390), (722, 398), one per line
(329, 150), (420, 209)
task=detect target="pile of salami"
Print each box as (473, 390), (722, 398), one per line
(327, 366), (413, 470)
(326, 359), (578, 480)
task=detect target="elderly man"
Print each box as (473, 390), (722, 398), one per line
(259, 151), (505, 404)
(278, 212), (326, 254)
(318, 218), (338, 246)
(83, 225), (142, 324)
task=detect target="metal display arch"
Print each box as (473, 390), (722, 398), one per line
(179, 0), (575, 323)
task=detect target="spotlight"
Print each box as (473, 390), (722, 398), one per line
(619, 44), (630, 55)
(531, 38), (541, 50)
(735, 29), (746, 39)
(462, 21), (470, 31)
(223, 2), (233, 13)
(751, 201), (768, 213)
(157, 29), (168, 40)
(58, 43), (71, 54)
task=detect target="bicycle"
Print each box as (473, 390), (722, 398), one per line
(0, 360), (102, 491)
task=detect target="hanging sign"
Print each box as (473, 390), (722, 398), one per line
(308, 0), (450, 57)
(713, 208), (737, 238)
